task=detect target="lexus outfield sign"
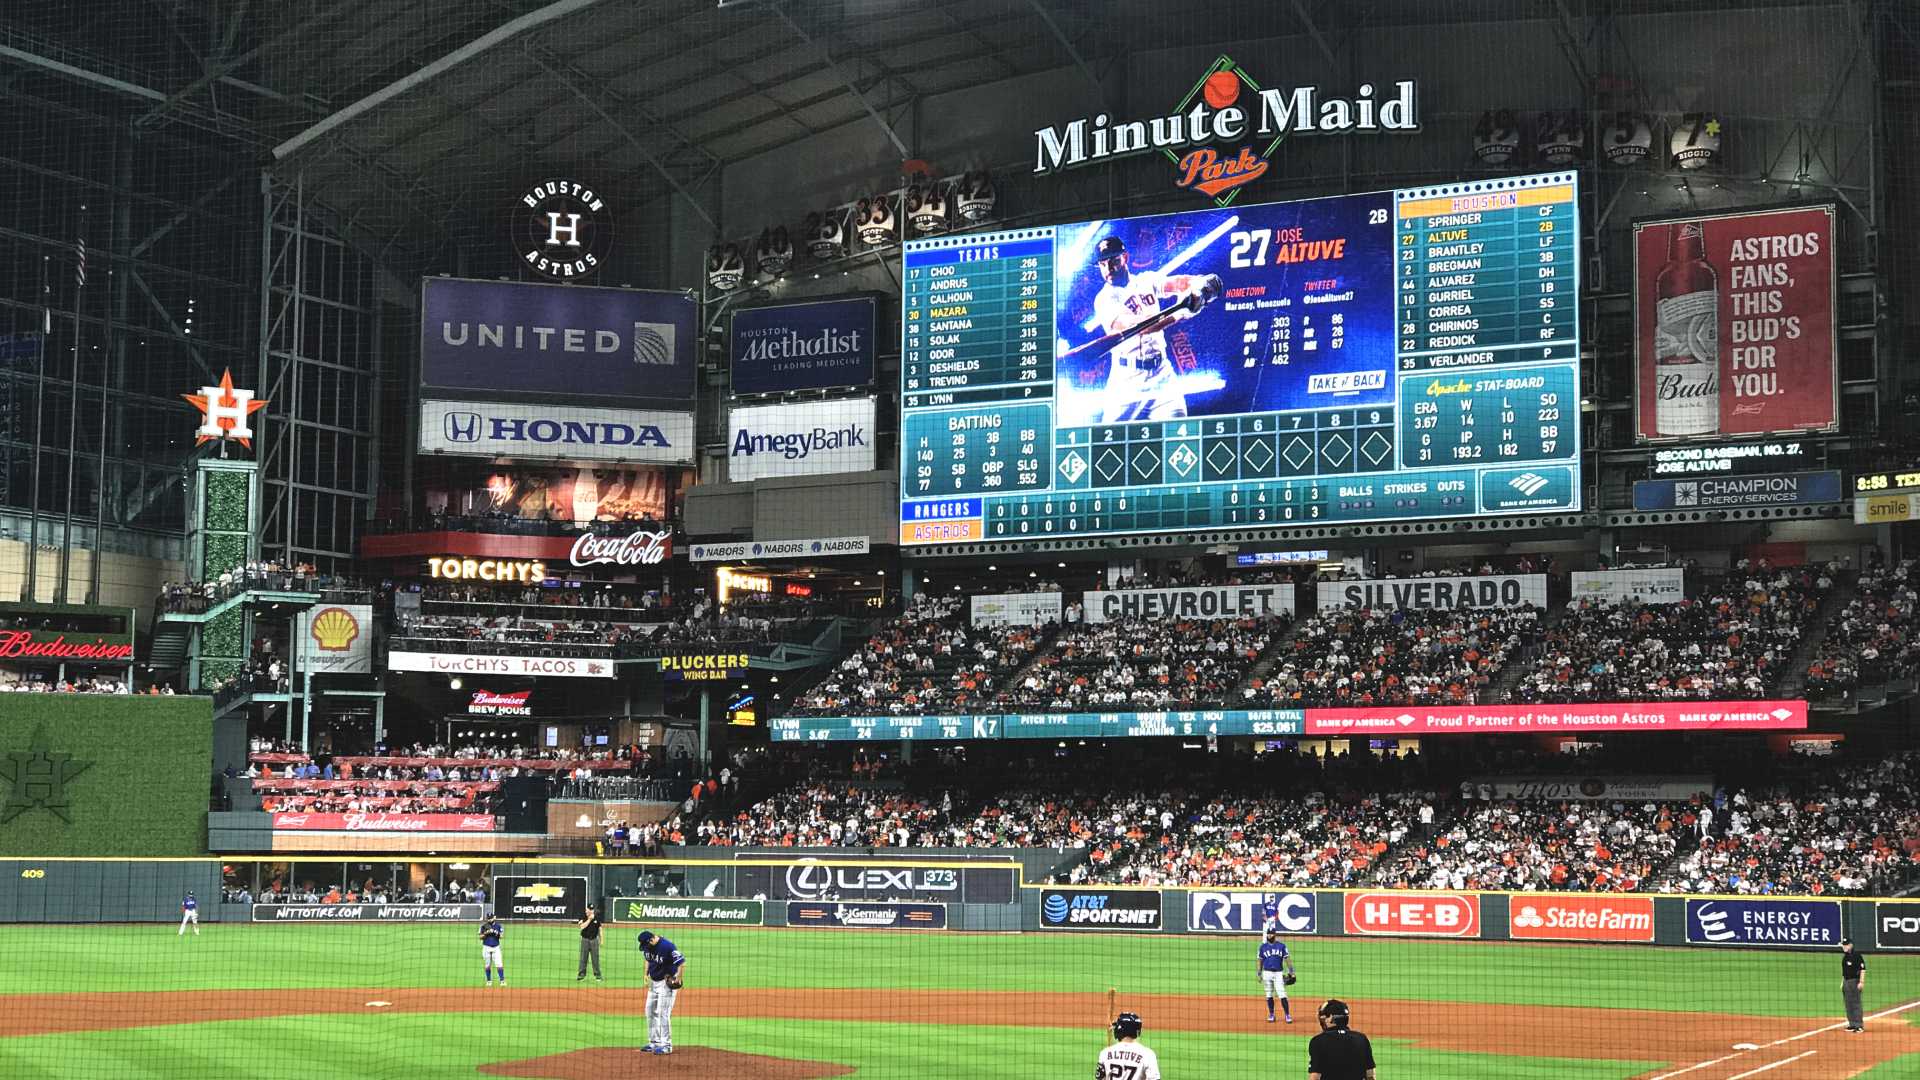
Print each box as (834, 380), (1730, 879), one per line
(420, 400), (692, 465)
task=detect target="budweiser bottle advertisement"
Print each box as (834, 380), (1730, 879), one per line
(1652, 222), (1719, 437)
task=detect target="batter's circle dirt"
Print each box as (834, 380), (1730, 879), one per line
(479, 1047), (853, 1079)
(1, 987), (1914, 1078)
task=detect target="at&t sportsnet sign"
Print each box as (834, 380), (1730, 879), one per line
(1685, 898), (1841, 948)
(1039, 889), (1161, 930)
(1033, 56), (1417, 205)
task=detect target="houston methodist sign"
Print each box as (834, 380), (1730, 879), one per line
(1034, 56), (1417, 204)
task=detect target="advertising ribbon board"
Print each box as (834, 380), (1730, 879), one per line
(495, 875), (590, 921)
(1038, 889), (1162, 931)
(785, 902), (946, 929)
(612, 897), (764, 926)
(689, 536), (871, 562)
(1187, 891), (1317, 934)
(270, 813), (497, 832)
(1685, 898), (1842, 948)
(1473, 775), (1712, 801)
(1316, 575), (1548, 611)
(1082, 584), (1295, 624)
(251, 904), (484, 922)
(1307, 700), (1807, 736)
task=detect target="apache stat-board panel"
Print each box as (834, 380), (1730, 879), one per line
(898, 172), (1581, 545)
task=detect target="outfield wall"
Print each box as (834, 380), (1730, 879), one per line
(5, 857), (1918, 956)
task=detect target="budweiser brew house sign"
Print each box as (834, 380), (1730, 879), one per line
(569, 529), (672, 568)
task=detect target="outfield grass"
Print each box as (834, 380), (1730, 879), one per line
(0, 923), (1912, 1079)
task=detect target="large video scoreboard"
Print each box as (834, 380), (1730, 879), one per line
(899, 173), (1581, 545)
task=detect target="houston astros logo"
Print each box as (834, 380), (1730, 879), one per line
(181, 369), (268, 450)
(0, 727), (93, 824)
(514, 178), (612, 280)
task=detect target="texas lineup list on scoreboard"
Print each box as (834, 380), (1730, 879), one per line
(899, 173), (1581, 545)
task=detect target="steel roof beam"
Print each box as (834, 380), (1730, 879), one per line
(767, 0), (908, 158)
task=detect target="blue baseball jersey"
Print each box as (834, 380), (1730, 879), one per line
(182, 896), (197, 912)
(481, 920), (503, 948)
(642, 935), (685, 981)
(1259, 940), (1290, 971)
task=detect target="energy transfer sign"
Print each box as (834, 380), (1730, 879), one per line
(1032, 55), (1418, 205)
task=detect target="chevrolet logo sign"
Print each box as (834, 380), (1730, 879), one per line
(444, 411), (481, 443)
(514, 883), (567, 901)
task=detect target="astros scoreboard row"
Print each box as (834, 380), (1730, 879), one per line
(898, 172), (1581, 545)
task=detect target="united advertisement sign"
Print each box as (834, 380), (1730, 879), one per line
(731, 297), (876, 394)
(420, 277), (696, 405)
(1187, 891), (1316, 934)
(1684, 898), (1842, 948)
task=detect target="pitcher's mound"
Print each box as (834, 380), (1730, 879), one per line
(480, 1046), (855, 1079)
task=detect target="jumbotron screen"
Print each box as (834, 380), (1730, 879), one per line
(898, 172), (1581, 545)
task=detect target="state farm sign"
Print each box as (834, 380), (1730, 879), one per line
(569, 529), (671, 568)
(1508, 896), (1655, 943)
(271, 813), (497, 832)
(1343, 892), (1480, 938)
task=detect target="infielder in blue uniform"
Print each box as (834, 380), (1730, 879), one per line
(1259, 928), (1296, 1023)
(636, 930), (685, 1054)
(478, 916), (505, 986)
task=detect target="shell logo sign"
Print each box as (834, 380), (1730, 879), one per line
(309, 607), (361, 652)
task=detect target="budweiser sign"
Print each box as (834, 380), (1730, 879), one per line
(569, 529), (672, 568)
(0, 631), (134, 661)
(272, 813), (497, 832)
(468, 689), (533, 716)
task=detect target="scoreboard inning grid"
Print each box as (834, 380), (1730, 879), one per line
(899, 172), (1581, 545)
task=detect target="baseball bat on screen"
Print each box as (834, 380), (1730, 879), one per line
(1058, 297), (1200, 361)
(1079, 214), (1239, 331)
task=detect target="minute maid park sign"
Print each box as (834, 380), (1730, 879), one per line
(1032, 55), (1417, 205)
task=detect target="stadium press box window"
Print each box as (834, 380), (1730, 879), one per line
(898, 172), (1581, 545)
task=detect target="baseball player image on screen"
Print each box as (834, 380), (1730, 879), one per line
(1077, 236), (1223, 422)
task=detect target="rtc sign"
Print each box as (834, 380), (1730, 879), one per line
(1187, 891), (1317, 934)
(1343, 892), (1480, 938)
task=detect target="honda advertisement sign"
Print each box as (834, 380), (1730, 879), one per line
(738, 857), (1015, 905)
(1343, 892), (1481, 938)
(1874, 903), (1920, 950)
(786, 901), (946, 930)
(1187, 891), (1317, 934)
(420, 277), (696, 404)
(1508, 896), (1655, 943)
(731, 296), (876, 394)
(1635, 206), (1838, 442)
(1306, 700), (1807, 736)
(495, 875), (590, 921)
(1685, 898), (1842, 948)
(419, 400), (693, 465)
(1039, 889), (1162, 931)
(726, 397), (876, 481)
(251, 904), (484, 922)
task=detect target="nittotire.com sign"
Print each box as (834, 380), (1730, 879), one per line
(251, 903), (483, 922)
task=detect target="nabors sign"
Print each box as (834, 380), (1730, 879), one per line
(1034, 56), (1417, 205)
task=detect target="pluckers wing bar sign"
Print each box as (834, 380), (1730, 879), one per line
(658, 653), (750, 681)
(1033, 55), (1417, 205)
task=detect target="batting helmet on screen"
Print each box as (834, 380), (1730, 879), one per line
(1095, 236), (1128, 283)
(1318, 999), (1351, 1028)
(1111, 1012), (1143, 1039)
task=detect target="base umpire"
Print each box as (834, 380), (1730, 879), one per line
(1308, 999), (1376, 1080)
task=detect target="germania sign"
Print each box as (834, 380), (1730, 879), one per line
(1033, 56), (1417, 205)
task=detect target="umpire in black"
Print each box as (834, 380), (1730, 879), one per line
(576, 904), (604, 981)
(1841, 938), (1867, 1032)
(1308, 999), (1376, 1080)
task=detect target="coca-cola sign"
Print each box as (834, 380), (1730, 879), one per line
(468, 689), (533, 716)
(569, 529), (672, 568)
(272, 813), (497, 832)
(0, 630), (134, 662)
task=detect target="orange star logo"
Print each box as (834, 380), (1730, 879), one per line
(182, 369), (268, 449)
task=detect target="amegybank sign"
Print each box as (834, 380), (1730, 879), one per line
(728, 397), (876, 481)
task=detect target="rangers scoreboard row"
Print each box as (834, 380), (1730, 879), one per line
(899, 172), (1581, 545)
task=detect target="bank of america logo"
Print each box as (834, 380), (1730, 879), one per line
(444, 411), (481, 443)
(633, 321), (676, 366)
(1509, 473), (1551, 496)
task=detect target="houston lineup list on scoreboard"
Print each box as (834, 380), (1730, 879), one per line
(898, 172), (1581, 545)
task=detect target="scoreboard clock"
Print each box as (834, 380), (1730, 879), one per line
(898, 173), (1582, 545)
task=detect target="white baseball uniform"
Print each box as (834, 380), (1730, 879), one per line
(646, 979), (678, 1047)
(1261, 970), (1289, 999)
(1097, 1040), (1162, 1080)
(178, 897), (199, 936)
(1092, 270), (1196, 422)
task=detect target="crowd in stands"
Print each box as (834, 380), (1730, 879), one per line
(0, 673), (133, 693)
(1375, 798), (1682, 892)
(393, 613), (650, 650)
(1245, 606), (1536, 707)
(160, 560), (370, 613)
(998, 614), (1280, 710)
(1515, 563), (1827, 703)
(1808, 558), (1920, 701)
(244, 876), (492, 906)
(790, 596), (1047, 715)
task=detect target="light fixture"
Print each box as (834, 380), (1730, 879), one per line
(575, 814), (593, 828)
(448, 862), (470, 871)
(449, 677), (463, 690)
